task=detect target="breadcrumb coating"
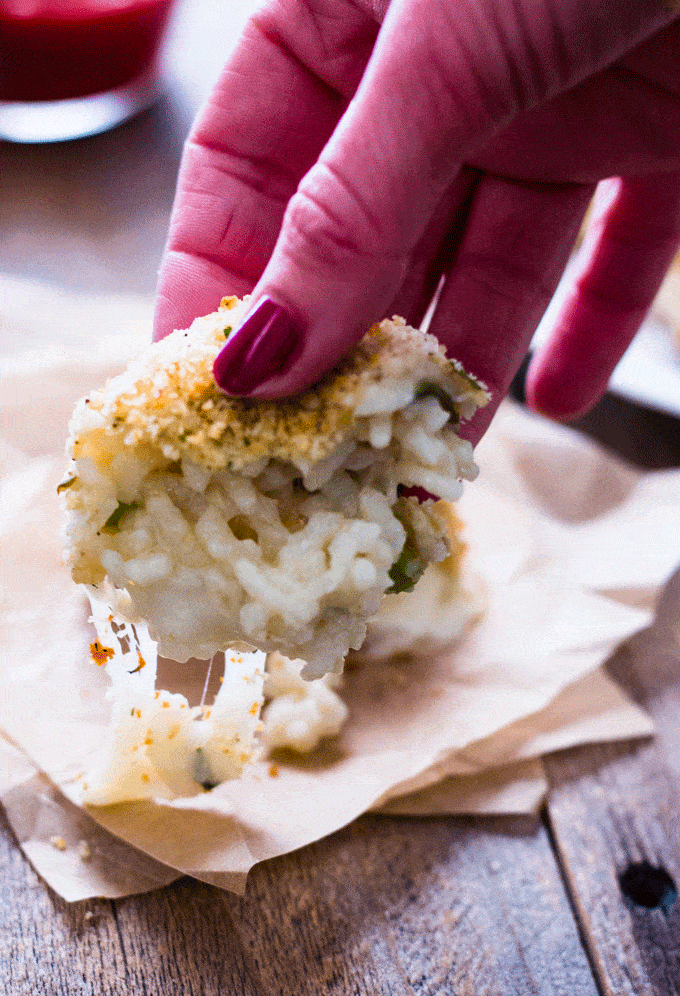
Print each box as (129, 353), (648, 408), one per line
(63, 300), (489, 672)
(67, 297), (489, 471)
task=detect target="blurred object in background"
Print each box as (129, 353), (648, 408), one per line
(0, 0), (257, 296)
(654, 250), (680, 348)
(0, 0), (178, 142)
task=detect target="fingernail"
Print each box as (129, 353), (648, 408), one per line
(213, 297), (303, 395)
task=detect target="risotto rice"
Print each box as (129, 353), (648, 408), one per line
(62, 298), (489, 677)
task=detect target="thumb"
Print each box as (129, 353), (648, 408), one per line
(214, 0), (675, 399)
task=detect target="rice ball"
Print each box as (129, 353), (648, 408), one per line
(61, 297), (489, 677)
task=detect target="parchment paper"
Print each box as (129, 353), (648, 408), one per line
(1, 278), (677, 902)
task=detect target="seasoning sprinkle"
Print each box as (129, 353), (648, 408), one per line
(90, 641), (115, 666)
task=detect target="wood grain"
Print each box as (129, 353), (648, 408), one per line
(544, 567), (680, 996)
(0, 807), (125, 996)
(225, 814), (600, 996)
(1, 806), (600, 996)
(545, 740), (680, 996)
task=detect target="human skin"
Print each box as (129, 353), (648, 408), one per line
(155, 0), (680, 443)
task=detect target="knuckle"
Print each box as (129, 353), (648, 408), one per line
(423, 0), (575, 128)
(454, 252), (553, 308)
(281, 167), (404, 274)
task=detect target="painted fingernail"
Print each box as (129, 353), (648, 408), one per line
(213, 297), (303, 395)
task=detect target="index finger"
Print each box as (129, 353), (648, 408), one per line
(153, 0), (378, 339)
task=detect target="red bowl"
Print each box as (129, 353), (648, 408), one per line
(0, 0), (176, 102)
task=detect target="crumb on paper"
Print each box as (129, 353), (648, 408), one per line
(269, 763), (280, 778)
(49, 836), (67, 851)
(78, 840), (91, 862)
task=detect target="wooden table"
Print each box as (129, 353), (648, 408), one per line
(2, 2), (680, 991)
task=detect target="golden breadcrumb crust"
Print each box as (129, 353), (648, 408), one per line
(68, 297), (489, 471)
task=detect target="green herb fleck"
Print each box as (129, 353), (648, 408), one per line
(413, 381), (459, 422)
(57, 476), (78, 494)
(223, 326), (232, 338)
(193, 747), (219, 791)
(386, 540), (426, 594)
(103, 501), (141, 533)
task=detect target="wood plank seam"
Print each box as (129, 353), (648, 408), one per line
(111, 903), (134, 991)
(541, 804), (608, 996)
(544, 740), (680, 996)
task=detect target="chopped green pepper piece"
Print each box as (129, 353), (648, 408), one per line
(386, 540), (426, 594)
(103, 500), (141, 533)
(413, 380), (459, 422)
(223, 326), (233, 338)
(56, 475), (78, 494)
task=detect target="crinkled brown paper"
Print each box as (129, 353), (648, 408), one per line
(1, 279), (677, 902)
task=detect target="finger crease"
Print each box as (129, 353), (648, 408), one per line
(576, 282), (656, 314)
(167, 248), (261, 289)
(455, 255), (554, 306)
(185, 139), (297, 203)
(322, 160), (394, 252)
(249, 16), (350, 100)
(291, 185), (406, 263)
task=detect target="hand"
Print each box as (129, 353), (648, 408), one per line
(155, 0), (680, 442)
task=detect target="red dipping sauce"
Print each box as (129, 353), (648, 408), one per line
(0, 0), (176, 102)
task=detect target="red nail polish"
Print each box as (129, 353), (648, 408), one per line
(213, 298), (303, 395)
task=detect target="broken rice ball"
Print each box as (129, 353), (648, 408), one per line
(62, 297), (489, 679)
